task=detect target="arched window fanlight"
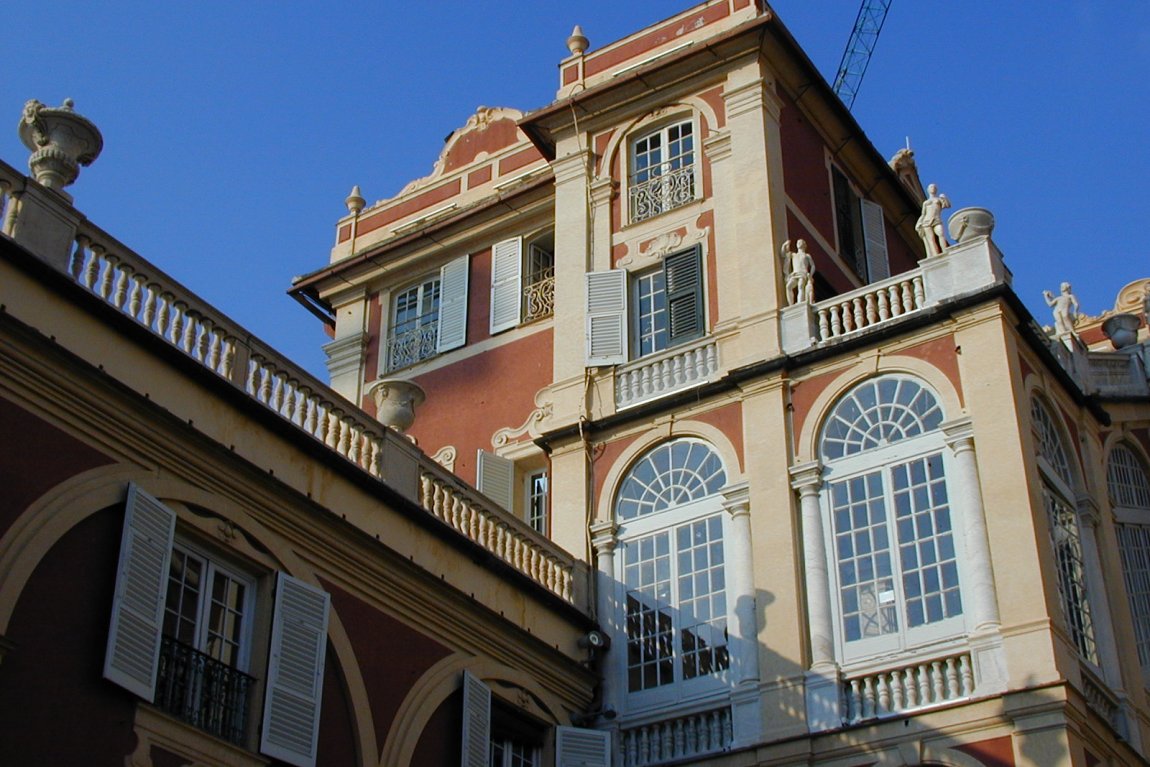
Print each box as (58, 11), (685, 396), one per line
(616, 439), (726, 521)
(821, 376), (944, 460)
(1031, 397), (1073, 486)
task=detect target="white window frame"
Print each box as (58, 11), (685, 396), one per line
(819, 376), (967, 665)
(525, 469), (549, 537)
(613, 439), (731, 711)
(628, 117), (699, 224)
(821, 437), (967, 663)
(386, 254), (469, 372)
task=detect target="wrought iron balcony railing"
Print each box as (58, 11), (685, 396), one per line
(154, 635), (255, 746)
(629, 164), (696, 223)
(385, 315), (439, 372)
(523, 268), (555, 322)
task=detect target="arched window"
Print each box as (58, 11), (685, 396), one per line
(1031, 396), (1097, 664)
(1110, 443), (1150, 673)
(615, 439), (729, 703)
(819, 375), (963, 661)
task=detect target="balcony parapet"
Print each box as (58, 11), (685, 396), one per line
(618, 705), (732, 767)
(841, 650), (974, 724)
(781, 236), (1010, 356)
(420, 471), (581, 605)
(615, 337), (718, 410)
(1, 157), (580, 606)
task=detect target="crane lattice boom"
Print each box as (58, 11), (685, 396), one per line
(833, 0), (892, 110)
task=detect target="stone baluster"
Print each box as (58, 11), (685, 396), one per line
(114, 263), (133, 310)
(99, 254), (119, 300)
(169, 300), (186, 345)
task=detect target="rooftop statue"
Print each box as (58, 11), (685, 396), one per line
(1044, 282), (1081, 345)
(780, 239), (815, 305)
(916, 183), (951, 257)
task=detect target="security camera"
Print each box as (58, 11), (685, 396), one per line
(578, 630), (611, 651)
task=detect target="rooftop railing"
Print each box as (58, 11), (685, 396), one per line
(0, 158), (581, 606)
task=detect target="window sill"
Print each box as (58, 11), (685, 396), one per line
(129, 704), (268, 767)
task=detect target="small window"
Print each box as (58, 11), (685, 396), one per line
(387, 255), (469, 371)
(526, 469), (549, 536)
(585, 246), (704, 366)
(490, 235), (554, 334)
(629, 119), (697, 223)
(832, 167), (889, 283)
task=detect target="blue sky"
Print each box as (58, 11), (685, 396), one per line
(3, 2), (1147, 378)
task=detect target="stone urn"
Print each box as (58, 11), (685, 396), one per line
(947, 207), (995, 244)
(1102, 313), (1142, 350)
(18, 99), (103, 198)
(370, 378), (426, 433)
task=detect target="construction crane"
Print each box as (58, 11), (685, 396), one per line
(832, 0), (892, 110)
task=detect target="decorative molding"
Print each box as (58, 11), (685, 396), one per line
(492, 393), (553, 447)
(431, 445), (457, 472)
(619, 222), (710, 269)
(398, 107), (525, 196)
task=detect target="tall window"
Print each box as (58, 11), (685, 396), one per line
(831, 167), (889, 283)
(157, 543), (256, 744)
(1110, 443), (1150, 673)
(526, 469), (549, 536)
(820, 376), (964, 661)
(1031, 396), (1098, 664)
(629, 119), (696, 223)
(615, 439), (729, 701)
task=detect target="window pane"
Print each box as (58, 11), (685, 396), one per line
(830, 470), (898, 641)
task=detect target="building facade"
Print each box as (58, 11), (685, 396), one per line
(2, 2), (1150, 767)
(288, 2), (1150, 767)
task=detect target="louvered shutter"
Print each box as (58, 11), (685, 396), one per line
(477, 450), (515, 512)
(489, 237), (523, 334)
(260, 573), (331, 767)
(860, 199), (890, 282)
(103, 484), (176, 701)
(586, 270), (628, 366)
(437, 254), (470, 353)
(556, 726), (611, 767)
(664, 248), (704, 345)
(460, 670), (491, 767)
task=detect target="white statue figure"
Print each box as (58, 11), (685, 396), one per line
(1044, 282), (1080, 341)
(780, 239), (815, 305)
(916, 183), (951, 257)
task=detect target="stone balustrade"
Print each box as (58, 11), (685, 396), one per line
(816, 274), (927, 343)
(420, 473), (575, 603)
(1, 157), (579, 606)
(615, 337), (718, 409)
(842, 651), (975, 724)
(1085, 351), (1149, 397)
(619, 706), (732, 766)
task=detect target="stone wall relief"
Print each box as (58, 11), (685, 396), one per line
(616, 217), (710, 270)
(492, 390), (554, 449)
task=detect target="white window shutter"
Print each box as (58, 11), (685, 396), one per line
(586, 270), (628, 366)
(860, 198), (890, 282)
(477, 450), (516, 512)
(260, 573), (331, 767)
(556, 726), (611, 767)
(103, 484), (176, 701)
(437, 254), (470, 353)
(460, 670), (491, 767)
(489, 237), (523, 334)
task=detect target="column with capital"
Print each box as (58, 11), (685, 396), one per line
(590, 520), (623, 717)
(790, 462), (841, 731)
(722, 484), (763, 746)
(941, 418), (1008, 695)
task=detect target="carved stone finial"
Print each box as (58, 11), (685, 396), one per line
(18, 98), (103, 196)
(345, 185), (365, 215)
(567, 25), (589, 55)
